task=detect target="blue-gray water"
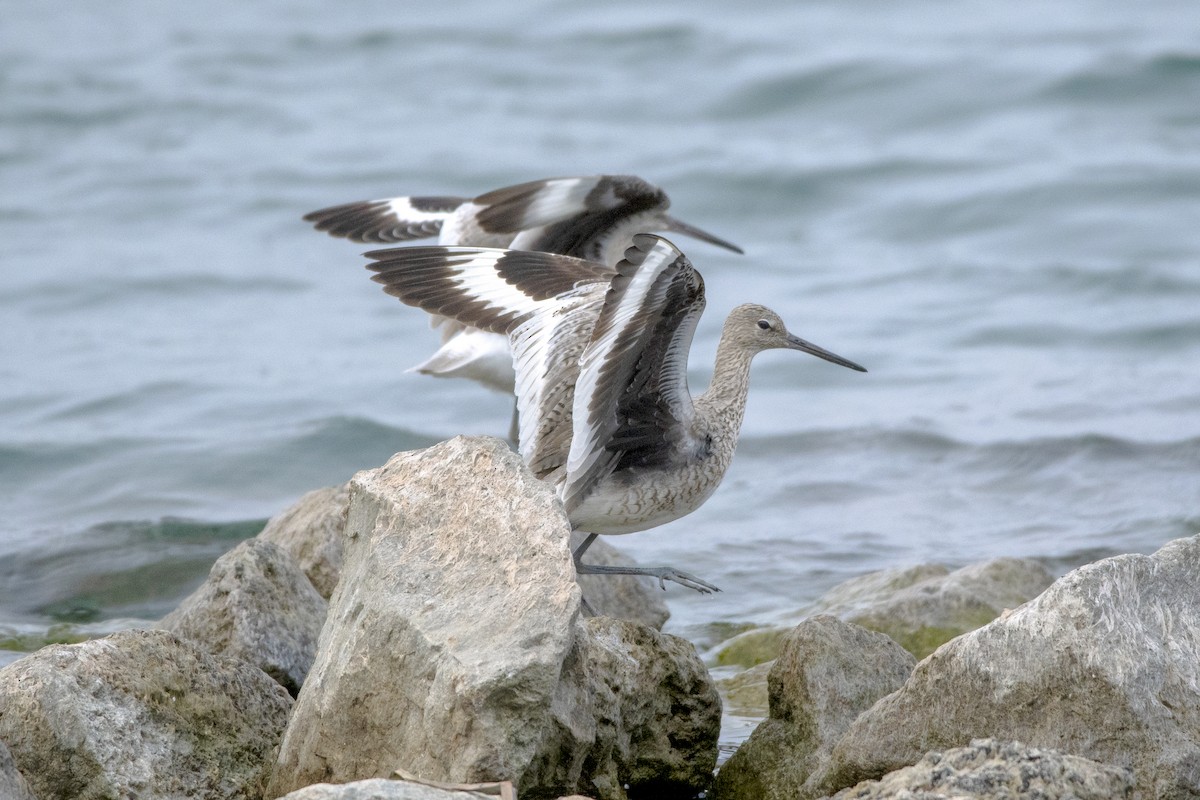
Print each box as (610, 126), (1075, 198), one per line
(3, 0), (1199, 669)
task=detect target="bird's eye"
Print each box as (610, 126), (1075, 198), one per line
(757, 319), (771, 330)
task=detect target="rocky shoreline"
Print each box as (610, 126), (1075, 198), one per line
(0, 435), (1196, 799)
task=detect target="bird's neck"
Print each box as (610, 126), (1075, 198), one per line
(695, 331), (756, 434)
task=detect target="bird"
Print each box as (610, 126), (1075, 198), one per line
(304, 175), (743, 395)
(361, 234), (867, 593)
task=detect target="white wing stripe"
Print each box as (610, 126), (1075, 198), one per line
(566, 239), (683, 480)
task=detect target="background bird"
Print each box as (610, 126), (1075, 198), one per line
(305, 175), (743, 396)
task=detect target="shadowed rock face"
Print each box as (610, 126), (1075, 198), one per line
(267, 436), (719, 800)
(810, 535), (1200, 800)
(159, 538), (328, 696)
(259, 484), (350, 600)
(0, 740), (36, 800)
(0, 628), (293, 800)
(713, 616), (915, 800)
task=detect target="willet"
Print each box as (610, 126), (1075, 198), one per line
(305, 175), (742, 395)
(363, 234), (866, 593)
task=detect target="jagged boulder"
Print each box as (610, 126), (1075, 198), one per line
(259, 485), (668, 627)
(259, 484), (349, 599)
(0, 628), (292, 800)
(268, 436), (718, 800)
(715, 558), (1053, 666)
(823, 738), (1135, 799)
(813, 535), (1200, 800)
(713, 616), (915, 800)
(159, 537), (328, 695)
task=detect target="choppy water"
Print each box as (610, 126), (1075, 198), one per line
(3, 0), (1199, 682)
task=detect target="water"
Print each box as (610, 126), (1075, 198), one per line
(3, 0), (1199, 674)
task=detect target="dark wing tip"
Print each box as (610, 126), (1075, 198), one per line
(304, 197), (465, 243)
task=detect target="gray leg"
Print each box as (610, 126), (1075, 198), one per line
(571, 532), (721, 594)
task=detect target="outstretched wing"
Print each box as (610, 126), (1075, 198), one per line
(561, 234), (707, 513)
(466, 175), (668, 259)
(363, 246), (614, 334)
(304, 196), (467, 243)
(363, 245), (613, 474)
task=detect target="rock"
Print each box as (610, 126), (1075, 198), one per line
(718, 661), (772, 718)
(814, 535), (1200, 800)
(713, 616), (916, 800)
(259, 484), (350, 599)
(159, 538), (328, 695)
(258, 486), (669, 628)
(714, 558), (1053, 666)
(715, 626), (790, 668)
(0, 628), (292, 800)
(268, 436), (718, 800)
(570, 530), (670, 629)
(824, 738), (1135, 800)
(0, 739), (36, 800)
(567, 616), (720, 797)
(811, 558), (1055, 658)
(277, 777), (509, 799)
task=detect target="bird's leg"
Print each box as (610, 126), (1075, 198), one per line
(571, 531), (722, 595)
(507, 401), (520, 446)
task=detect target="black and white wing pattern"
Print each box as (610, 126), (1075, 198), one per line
(303, 196), (468, 244)
(561, 235), (707, 513)
(362, 246), (613, 334)
(479, 175), (742, 262)
(309, 175), (743, 258)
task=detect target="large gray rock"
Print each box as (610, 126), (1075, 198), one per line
(259, 484), (668, 628)
(259, 484), (350, 599)
(824, 738), (1135, 800)
(0, 739), (36, 800)
(0, 628), (293, 800)
(713, 616), (915, 800)
(814, 535), (1200, 800)
(159, 538), (328, 695)
(715, 558), (1053, 666)
(809, 558), (1054, 658)
(268, 436), (718, 800)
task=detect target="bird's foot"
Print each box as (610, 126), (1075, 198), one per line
(573, 559), (721, 594)
(646, 567), (722, 594)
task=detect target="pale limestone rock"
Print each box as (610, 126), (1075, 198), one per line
(268, 437), (717, 800)
(258, 485), (668, 627)
(715, 557), (1053, 666)
(814, 535), (1200, 800)
(811, 558), (1054, 658)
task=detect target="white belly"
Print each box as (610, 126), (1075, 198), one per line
(567, 465), (724, 535)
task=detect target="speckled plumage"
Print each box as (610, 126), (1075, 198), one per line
(363, 234), (866, 593)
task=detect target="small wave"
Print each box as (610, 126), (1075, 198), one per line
(1037, 51), (1200, 105)
(2, 273), (309, 313)
(0, 516), (265, 625)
